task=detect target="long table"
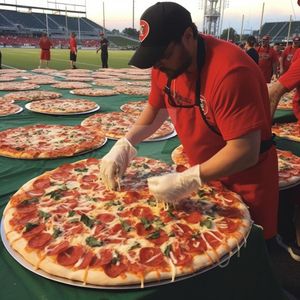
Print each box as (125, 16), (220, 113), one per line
(0, 82), (290, 300)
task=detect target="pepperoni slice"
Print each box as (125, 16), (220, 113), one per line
(90, 249), (113, 267)
(104, 261), (127, 278)
(86, 157), (99, 166)
(131, 206), (154, 220)
(216, 191), (237, 204)
(94, 223), (107, 236)
(203, 231), (223, 248)
(77, 251), (94, 269)
(216, 218), (239, 234)
(63, 222), (84, 235)
(184, 211), (202, 224)
(170, 243), (192, 266)
(80, 182), (99, 190)
(217, 206), (242, 219)
(23, 223), (45, 239)
(172, 223), (194, 237)
(33, 178), (51, 190)
(136, 222), (154, 236)
(53, 199), (78, 213)
(11, 210), (38, 226)
(50, 171), (71, 181)
(16, 203), (37, 214)
(187, 236), (208, 253)
(28, 232), (52, 249)
(147, 230), (169, 246)
(101, 191), (117, 201)
(123, 191), (141, 204)
(96, 213), (115, 224)
(26, 189), (45, 197)
(82, 174), (98, 182)
(109, 223), (124, 235)
(139, 247), (165, 267)
(47, 241), (70, 255)
(57, 246), (84, 266)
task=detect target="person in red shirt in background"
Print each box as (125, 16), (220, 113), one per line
(38, 33), (52, 69)
(279, 36), (300, 75)
(100, 2), (278, 244)
(257, 35), (279, 83)
(268, 53), (300, 260)
(269, 49), (300, 122)
(69, 32), (77, 69)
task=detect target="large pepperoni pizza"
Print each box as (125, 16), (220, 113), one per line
(171, 145), (300, 189)
(81, 112), (175, 141)
(3, 157), (251, 287)
(0, 124), (106, 159)
(272, 122), (300, 142)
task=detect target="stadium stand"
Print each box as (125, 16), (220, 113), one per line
(0, 9), (139, 49)
(255, 21), (300, 43)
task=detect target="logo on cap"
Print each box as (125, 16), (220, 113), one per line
(139, 20), (150, 42)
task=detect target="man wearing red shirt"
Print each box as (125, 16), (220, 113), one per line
(257, 35), (279, 83)
(38, 33), (52, 69)
(100, 2), (278, 242)
(69, 32), (77, 69)
(279, 36), (300, 75)
(269, 52), (300, 122)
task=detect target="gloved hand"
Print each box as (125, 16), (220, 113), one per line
(100, 138), (137, 190)
(147, 165), (202, 205)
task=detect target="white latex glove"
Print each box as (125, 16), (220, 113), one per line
(100, 138), (137, 190)
(147, 165), (202, 205)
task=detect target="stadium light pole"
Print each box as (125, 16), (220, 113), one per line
(132, 0), (135, 29)
(286, 15), (292, 47)
(65, 5), (68, 39)
(102, 1), (105, 34)
(45, 13), (49, 36)
(240, 14), (244, 42)
(78, 16), (81, 42)
(258, 2), (265, 39)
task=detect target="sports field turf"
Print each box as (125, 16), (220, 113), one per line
(0, 48), (135, 70)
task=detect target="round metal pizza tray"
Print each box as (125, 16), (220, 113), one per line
(107, 130), (177, 142)
(0, 106), (23, 117)
(69, 90), (118, 97)
(279, 180), (300, 191)
(119, 103), (146, 113)
(25, 103), (100, 116)
(0, 137), (107, 160)
(1, 219), (252, 290)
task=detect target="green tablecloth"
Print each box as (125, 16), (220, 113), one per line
(0, 83), (287, 300)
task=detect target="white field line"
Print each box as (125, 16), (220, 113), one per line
(3, 49), (100, 67)
(2, 64), (18, 69)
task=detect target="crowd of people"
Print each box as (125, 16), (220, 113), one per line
(35, 31), (109, 69)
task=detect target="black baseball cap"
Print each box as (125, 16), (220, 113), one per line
(128, 2), (193, 69)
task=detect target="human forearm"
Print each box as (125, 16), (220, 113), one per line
(126, 104), (169, 145)
(268, 81), (288, 118)
(200, 130), (261, 183)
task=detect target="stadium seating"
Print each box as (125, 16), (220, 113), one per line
(0, 9), (140, 48)
(260, 21), (300, 42)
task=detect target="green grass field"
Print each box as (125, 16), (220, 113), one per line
(0, 48), (135, 70)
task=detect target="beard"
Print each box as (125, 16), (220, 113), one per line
(158, 47), (193, 79)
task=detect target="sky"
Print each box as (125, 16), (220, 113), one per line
(1, 0), (299, 33)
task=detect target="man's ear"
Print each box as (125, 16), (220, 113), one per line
(182, 27), (194, 46)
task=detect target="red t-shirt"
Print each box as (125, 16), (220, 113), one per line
(149, 35), (278, 239)
(279, 58), (300, 121)
(39, 37), (52, 50)
(292, 48), (300, 62)
(281, 46), (298, 72)
(257, 45), (278, 82)
(69, 37), (77, 53)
